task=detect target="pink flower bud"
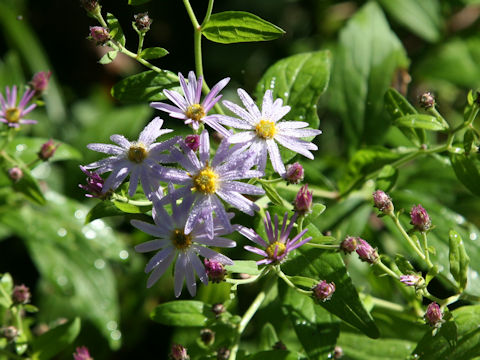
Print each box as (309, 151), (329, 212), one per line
(134, 12), (152, 32)
(204, 259), (226, 283)
(419, 92), (435, 109)
(79, 166), (106, 198)
(171, 344), (189, 360)
(340, 236), (358, 254)
(30, 71), (51, 95)
(333, 346), (344, 359)
(8, 167), (23, 183)
(217, 347), (230, 360)
(89, 26), (110, 45)
(425, 302), (443, 328)
(313, 280), (336, 302)
(372, 190), (393, 215)
(38, 139), (59, 161)
(355, 238), (379, 264)
(80, 0), (100, 13)
(212, 303), (225, 317)
(73, 346), (93, 360)
(410, 204), (431, 232)
(294, 184), (313, 213)
(185, 135), (200, 152)
(284, 162), (304, 184)
(12, 284), (31, 305)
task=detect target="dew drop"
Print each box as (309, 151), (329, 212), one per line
(470, 233), (477, 241)
(84, 229), (96, 239)
(74, 210), (85, 220)
(283, 92), (289, 97)
(91, 219), (105, 230)
(57, 276), (68, 286)
(110, 330), (121, 340)
(119, 250), (129, 260)
(16, 144), (26, 152)
(94, 259), (105, 270)
(107, 320), (117, 331)
(57, 228), (67, 237)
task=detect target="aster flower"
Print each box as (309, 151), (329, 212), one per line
(83, 117), (179, 200)
(79, 166), (106, 198)
(160, 130), (264, 239)
(0, 86), (37, 127)
(151, 71), (231, 136)
(131, 189), (234, 297)
(239, 211), (312, 265)
(73, 346), (93, 360)
(217, 89), (322, 175)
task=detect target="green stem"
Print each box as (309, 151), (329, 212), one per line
(305, 243), (339, 250)
(258, 177), (283, 184)
(297, 215), (304, 233)
(202, 0), (215, 26)
(368, 295), (405, 312)
(389, 214), (426, 260)
(225, 267), (268, 286)
(111, 193), (152, 207)
(0, 282), (11, 304)
(376, 260), (400, 280)
(0, 128), (14, 151)
(137, 33), (145, 56)
(275, 267), (312, 296)
(421, 232), (433, 268)
(276, 182), (338, 199)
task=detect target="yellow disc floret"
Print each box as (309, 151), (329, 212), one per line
(186, 104), (206, 122)
(255, 119), (276, 139)
(5, 108), (20, 123)
(266, 241), (286, 259)
(193, 166), (219, 194)
(127, 143), (148, 163)
(171, 228), (192, 250)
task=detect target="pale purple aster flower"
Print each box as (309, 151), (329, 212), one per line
(218, 89), (322, 176)
(399, 274), (419, 286)
(150, 71), (231, 136)
(239, 211), (312, 265)
(160, 130), (264, 239)
(132, 189), (235, 297)
(83, 117), (179, 200)
(0, 86), (37, 127)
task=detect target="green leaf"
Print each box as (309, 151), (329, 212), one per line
(288, 275), (318, 289)
(128, 0), (150, 4)
(32, 318), (81, 360)
(425, 265), (439, 285)
(450, 153), (480, 197)
(85, 201), (125, 223)
(260, 181), (284, 207)
(464, 129), (476, 155)
(394, 114), (448, 131)
(225, 260), (260, 275)
(259, 323), (279, 350)
(449, 230), (470, 290)
(113, 200), (151, 214)
(376, 164), (398, 192)
(98, 50), (118, 64)
(6, 137), (82, 163)
(413, 305), (480, 359)
(377, 0), (442, 42)
(328, 2), (408, 150)
(0, 273), (13, 308)
(283, 248), (380, 338)
(106, 13), (125, 46)
(8, 164), (46, 205)
(255, 50), (331, 163)
(140, 47), (169, 60)
(245, 350), (300, 360)
(201, 11), (285, 44)
(394, 254), (415, 274)
(111, 70), (179, 103)
(150, 300), (211, 327)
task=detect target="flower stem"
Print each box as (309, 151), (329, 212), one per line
(275, 267), (312, 295)
(389, 213), (426, 261)
(111, 193), (152, 207)
(202, 0), (215, 26)
(421, 232), (433, 267)
(376, 260), (400, 280)
(305, 243), (339, 250)
(368, 295), (405, 312)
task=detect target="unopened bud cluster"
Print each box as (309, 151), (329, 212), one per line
(410, 204), (431, 232)
(294, 184), (312, 213)
(12, 284), (31, 304)
(38, 139), (59, 161)
(284, 162), (304, 184)
(8, 167), (23, 183)
(399, 274), (425, 290)
(134, 12), (152, 33)
(204, 259), (226, 283)
(372, 190), (394, 215)
(30, 71), (51, 96)
(171, 344), (189, 360)
(424, 302), (443, 328)
(89, 26), (110, 45)
(419, 92), (435, 109)
(340, 236), (378, 264)
(313, 280), (336, 302)
(185, 135), (200, 152)
(200, 328), (215, 346)
(1, 326), (18, 341)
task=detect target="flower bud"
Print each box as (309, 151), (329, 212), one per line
(171, 344), (189, 360)
(372, 190), (394, 215)
(333, 346), (343, 359)
(38, 139), (59, 161)
(355, 238), (379, 264)
(340, 236), (358, 254)
(204, 259), (226, 283)
(134, 12), (152, 33)
(216, 347), (230, 360)
(185, 135), (200, 152)
(12, 284), (31, 305)
(212, 303), (225, 317)
(89, 26), (110, 45)
(313, 280), (336, 302)
(200, 328), (215, 346)
(424, 302), (443, 328)
(8, 167), (23, 183)
(272, 341), (287, 350)
(79, 166), (106, 198)
(419, 92), (435, 109)
(80, 0), (100, 14)
(73, 346), (93, 360)
(284, 162), (304, 184)
(2, 326), (18, 341)
(410, 204), (431, 232)
(29, 71), (51, 95)
(294, 184), (313, 214)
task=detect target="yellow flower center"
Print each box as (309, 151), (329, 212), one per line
(266, 241), (286, 259)
(186, 104), (206, 122)
(5, 108), (20, 123)
(127, 143), (148, 163)
(171, 228), (192, 250)
(192, 166), (218, 194)
(255, 119), (276, 139)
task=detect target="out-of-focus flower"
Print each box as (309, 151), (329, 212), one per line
(340, 236), (358, 254)
(239, 211), (312, 265)
(73, 346), (93, 360)
(293, 184), (313, 214)
(200, 328), (215, 346)
(185, 134), (200, 152)
(29, 71), (51, 95)
(313, 280), (336, 301)
(89, 26), (110, 45)
(333, 346), (344, 359)
(1, 326), (18, 342)
(79, 166), (106, 198)
(212, 303), (225, 317)
(7, 167), (23, 183)
(134, 12), (152, 32)
(284, 162), (304, 184)
(0, 86), (37, 127)
(151, 71), (230, 135)
(372, 190), (393, 215)
(131, 187), (234, 297)
(216, 347), (230, 360)
(12, 284), (31, 305)
(84, 117), (179, 200)
(355, 238), (379, 264)
(170, 344), (189, 360)
(204, 259), (226, 283)
(410, 204), (431, 232)
(218, 89), (322, 175)
(38, 139), (59, 161)
(424, 302), (443, 328)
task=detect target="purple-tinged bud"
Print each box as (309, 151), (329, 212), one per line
(340, 236), (358, 254)
(79, 166), (106, 198)
(294, 184), (313, 213)
(400, 274), (418, 286)
(410, 204), (431, 232)
(333, 346), (344, 359)
(204, 259), (226, 283)
(272, 341), (287, 350)
(419, 92), (435, 109)
(80, 0), (100, 14)
(134, 12), (152, 33)
(89, 26), (110, 45)
(8, 167), (23, 183)
(284, 162), (304, 184)
(211, 303), (225, 317)
(200, 328), (215, 346)
(373, 190), (394, 215)
(356, 239), (379, 264)
(170, 344), (189, 360)
(38, 139), (59, 161)
(216, 347), (230, 360)
(424, 302), (443, 328)
(73, 346), (93, 360)
(30, 71), (51, 95)
(185, 135), (200, 152)
(313, 280), (336, 302)
(2, 326), (18, 342)
(12, 284), (31, 305)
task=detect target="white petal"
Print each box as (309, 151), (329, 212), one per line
(237, 88), (261, 119)
(227, 131), (256, 144)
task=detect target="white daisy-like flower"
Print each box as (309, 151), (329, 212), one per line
(217, 89), (322, 176)
(150, 71), (231, 136)
(84, 117), (179, 200)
